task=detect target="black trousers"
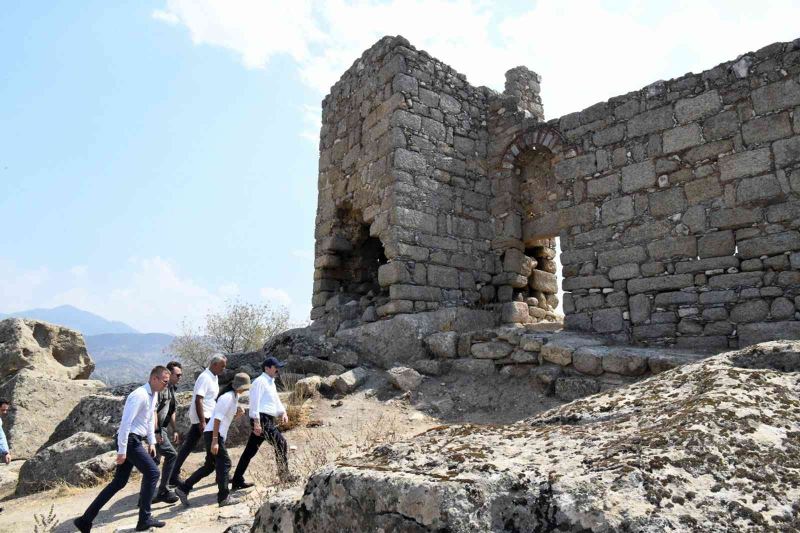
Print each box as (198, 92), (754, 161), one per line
(231, 413), (288, 485)
(179, 432), (230, 503)
(169, 418), (208, 485)
(80, 434), (159, 525)
(155, 430), (177, 494)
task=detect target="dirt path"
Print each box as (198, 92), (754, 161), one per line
(0, 389), (438, 533)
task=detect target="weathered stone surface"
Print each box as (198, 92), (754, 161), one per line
(730, 300), (770, 323)
(450, 358), (495, 375)
(628, 293), (651, 324)
(736, 173), (782, 204)
(737, 231), (800, 259)
(294, 376), (322, 398)
(742, 113), (793, 146)
(592, 308), (623, 333)
(0, 369), (104, 459)
(572, 347), (604, 376)
(628, 274), (693, 295)
(387, 366), (423, 391)
(540, 335), (605, 366)
(751, 77), (800, 114)
(554, 377), (600, 401)
(739, 322), (800, 346)
(621, 160), (656, 193)
(0, 318), (94, 380)
(254, 341), (800, 532)
(529, 270), (558, 293)
(663, 123), (702, 153)
(773, 135), (800, 167)
(471, 341), (513, 360)
(500, 302), (530, 324)
(424, 331), (458, 359)
(16, 432), (113, 495)
(675, 90), (721, 123)
(601, 348), (649, 376)
(719, 148), (771, 181)
(377, 262), (410, 286)
(708, 271), (763, 289)
(697, 230), (735, 258)
(647, 236), (697, 260)
(333, 367), (368, 394)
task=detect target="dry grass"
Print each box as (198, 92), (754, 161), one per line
(278, 373), (313, 431)
(33, 504), (58, 533)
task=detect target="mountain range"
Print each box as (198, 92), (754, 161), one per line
(0, 305), (175, 385)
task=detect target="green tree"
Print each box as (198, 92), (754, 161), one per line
(167, 300), (290, 371)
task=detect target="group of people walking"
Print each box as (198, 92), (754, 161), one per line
(73, 354), (293, 532)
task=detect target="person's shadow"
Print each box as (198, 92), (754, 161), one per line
(51, 480), (218, 532)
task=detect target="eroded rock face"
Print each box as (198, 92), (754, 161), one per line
(16, 432), (113, 495)
(254, 341), (800, 532)
(0, 369), (105, 458)
(0, 318), (95, 379)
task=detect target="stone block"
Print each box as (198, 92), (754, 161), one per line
(697, 230), (735, 258)
(632, 324), (676, 339)
(503, 248), (531, 275)
(424, 332), (458, 359)
(751, 78), (800, 114)
(778, 271), (800, 286)
(621, 160), (656, 193)
(529, 270), (558, 293)
(554, 377), (600, 401)
(736, 174), (782, 204)
(647, 351), (706, 374)
(719, 148), (771, 181)
(572, 347), (604, 376)
(333, 367), (367, 394)
(684, 176), (722, 205)
(428, 265), (460, 289)
(593, 124), (625, 146)
(654, 291), (697, 306)
(627, 105), (674, 137)
(471, 342), (513, 360)
(394, 148), (426, 173)
(561, 248), (596, 265)
(597, 246), (647, 268)
(647, 236), (697, 260)
(587, 174), (620, 198)
(390, 207), (437, 233)
(389, 284), (442, 301)
(742, 113), (793, 146)
(540, 335), (604, 366)
(650, 188), (686, 217)
(703, 109), (739, 140)
(378, 262), (410, 287)
(608, 263), (640, 280)
(376, 300), (414, 317)
(663, 123), (702, 153)
(770, 297), (795, 320)
(675, 90), (721, 123)
(320, 236), (352, 253)
(773, 135), (800, 167)
(519, 334), (544, 352)
(601, 196), (635, 225)
(683, 139), (734, 164)
(554, 154), (596, 181)
(501, 302), (531, 324)
(738, 321), (800, 346)
(592, 308), (624, 333)
(737, 231), (800, 258)
(562, 275), (612, 291)
(674, 256), (739, 274)
(628, 274), (693, 295)
(709, 207), (762, 229)
(601, 349), (648, 376)
(708, 271), (763, 289)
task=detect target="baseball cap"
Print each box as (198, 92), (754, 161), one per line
(262, 356), (286, 369)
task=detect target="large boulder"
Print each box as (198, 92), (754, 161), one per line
(0, 369), (104, 458)
(335, 308), (496, 368)
(0, 318), (94, 379)
(16, 431), (113, 495)
(254, 341), (800, 532)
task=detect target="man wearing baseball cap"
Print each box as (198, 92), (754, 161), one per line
(230, 356), (295, 489)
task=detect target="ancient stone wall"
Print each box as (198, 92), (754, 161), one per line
(313, 35), (800, 349)
(508, 39), (800, 350)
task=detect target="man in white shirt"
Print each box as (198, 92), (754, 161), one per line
(230, 356), (294, 490)
(73, 366), (171, 533)
(169, 353), (227, 486)
(176, 372), (251, 507)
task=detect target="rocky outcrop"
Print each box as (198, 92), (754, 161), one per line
(16, 432), (113, 495)
(0, 369), (104, 458)
(254, 341), (800, 532)
(0, 318), (94, 379)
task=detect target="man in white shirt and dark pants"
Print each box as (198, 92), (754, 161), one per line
(169, 353), (227, 486)
(230, 356), (294, 489)
(73, 366), (171, 533)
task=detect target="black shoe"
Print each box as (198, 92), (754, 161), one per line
(175, 486), (190, 507)
(135, 518), (166, 530)
(73, 516), (92, 533)
(230, 481), (255, 491)
(153, 490), (179, 504)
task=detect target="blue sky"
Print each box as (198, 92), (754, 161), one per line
(1, 1), (798, 333)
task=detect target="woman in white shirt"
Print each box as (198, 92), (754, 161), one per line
(175, 372), (250, 507)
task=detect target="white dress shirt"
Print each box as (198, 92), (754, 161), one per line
(189, 368), (219, 424)
(205, 390), (239, 440)
(249, 373), (286, 419)
(117, 383), (157, 455)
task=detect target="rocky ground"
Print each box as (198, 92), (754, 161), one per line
(255, 341), (800, 532)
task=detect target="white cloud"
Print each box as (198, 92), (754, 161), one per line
(152, 9), (180, 25)
(260, 286), (292, 307)
(153, 0), (800, 118)
(299, 104), (321, 142)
